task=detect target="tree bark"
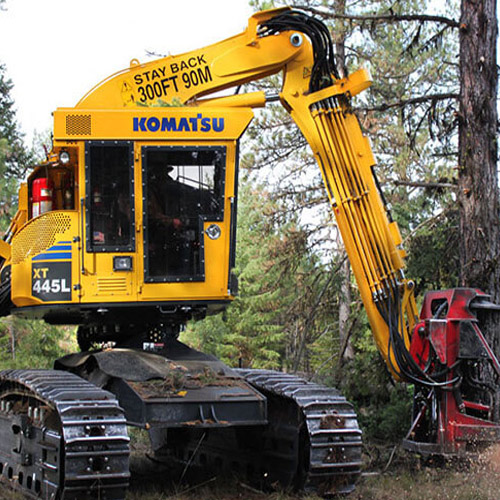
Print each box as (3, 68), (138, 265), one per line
(339, 253), (354, 361)
(458, 0), (500, 413)
(334, 0), (348, 78)
(458, 0), (499, 300)
(333, 0), (353, 362)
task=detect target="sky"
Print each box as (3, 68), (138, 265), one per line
(0, 0), (254, 142)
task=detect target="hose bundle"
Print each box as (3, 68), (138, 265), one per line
(258, 10), (340, 93)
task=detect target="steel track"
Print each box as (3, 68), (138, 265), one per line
(0, 367), (361, 497)
(0, 369), (130, 499)
(237, 369), (362, 495)
(157, 368), (363, 495)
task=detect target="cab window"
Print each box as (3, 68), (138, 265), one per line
(85, 142), (135, 252)
(143, 146), (225, 282)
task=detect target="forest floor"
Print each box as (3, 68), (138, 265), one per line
(124, 440), (500, 500)
(3, 440), (500, 499)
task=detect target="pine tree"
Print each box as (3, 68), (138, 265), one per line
(0, 64), (33, 230)
(457, 0), (499, 298)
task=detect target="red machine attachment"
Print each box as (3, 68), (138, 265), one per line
(404, 288), (500, 456)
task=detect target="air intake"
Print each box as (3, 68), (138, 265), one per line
(66, 114), (92, 135)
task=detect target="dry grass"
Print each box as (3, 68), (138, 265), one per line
(126, 479), (315, 500)
(354, 469), (497, 500)
(2, 444), (500, 499)
(125, 445), (500, 500)
(352, 445), (500, 500)
(126, 453), (318, 500)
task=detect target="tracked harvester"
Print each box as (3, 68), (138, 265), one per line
(0, 7), (499, 499)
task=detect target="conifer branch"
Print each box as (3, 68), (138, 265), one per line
(357, 92), (458, 112)
(295, 6), (460, 29)
(393, 180), (456, 189)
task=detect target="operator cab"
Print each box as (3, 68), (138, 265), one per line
(8, 107), (254, 341)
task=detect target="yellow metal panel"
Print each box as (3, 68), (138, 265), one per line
(76, 10), (297, 109)
(196, 91), (267, 109)
(18, 183), (28, 211)
(78, 139), (136, 303)
(11, 211), (79, 306)
(80, 254), (136, 303)
(53, 108), (254, 142)
(0, 240), (10, 260)
(135, 140), (236, 303)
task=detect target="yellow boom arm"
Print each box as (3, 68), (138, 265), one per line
(77, 8), (301, 110)
(52, 8), (423, 379)
(78, 7), (419, 380)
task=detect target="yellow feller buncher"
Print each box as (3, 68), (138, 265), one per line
(1, 7), (500, 499)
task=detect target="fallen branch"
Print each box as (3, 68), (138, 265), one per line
(383, 445), (399, 472)
(179, 477), (217, 495)
(239, 482), (266, 495)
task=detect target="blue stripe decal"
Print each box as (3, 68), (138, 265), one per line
(47, 245), (72, 251)
(32, 253), (72, 261)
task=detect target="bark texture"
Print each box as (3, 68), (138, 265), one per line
(458, 0), (500, 411)
(334, 0), (353, 362)
(458, 0), (499, 301)
(338, 255), (354, 361)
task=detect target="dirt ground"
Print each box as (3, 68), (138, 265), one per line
(125, 467), (500, 500)
(125, 444), (500, 500)
(2, 443), (500, 499)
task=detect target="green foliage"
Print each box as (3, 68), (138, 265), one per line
(0, 64), (33, 179)
(341, 328), (413, 442)
(249, 0), (277, 10)
(406, 209), (460, 293)
(0, 317), (76, 370)
(0, 137), (20, 229)
(183, 175), (342, 372)
(0, 64), (35, 230)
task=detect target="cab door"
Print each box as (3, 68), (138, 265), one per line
(80, 141), (137, 303)
(141, 145), (225, 282)
(138, 143), (234, 303)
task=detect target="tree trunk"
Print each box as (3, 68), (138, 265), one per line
(339, 254), (354, 361)
(458, 0), (499, 300)
(8, 318), (15, 360)
(458, 0), (500, 413)
(333, 0), (354, 364)
(334, 0), (348, 78)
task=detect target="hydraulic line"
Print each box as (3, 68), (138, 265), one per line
(260, 14), (457, 388)
(258, 10), (340, 91)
